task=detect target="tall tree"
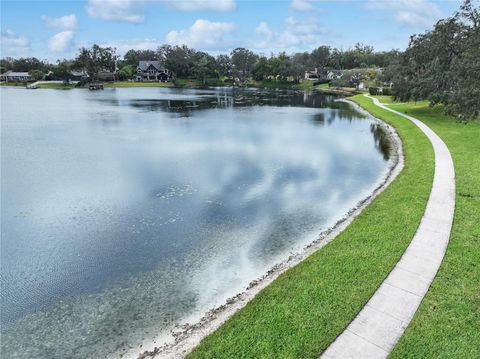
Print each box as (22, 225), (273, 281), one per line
(75, 44), (118, 81)
(230, 48), (257, 80)
(392, 0), (480, 121)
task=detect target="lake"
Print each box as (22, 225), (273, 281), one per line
(0, 87), (392, 358)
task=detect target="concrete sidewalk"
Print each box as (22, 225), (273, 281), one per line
(320, 95), (455, 359)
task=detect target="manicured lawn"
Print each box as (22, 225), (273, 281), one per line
(188, 95), (434, 358)
(380, 99), (480, 359)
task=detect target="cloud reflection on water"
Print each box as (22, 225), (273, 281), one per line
(1, 87), (391, 358)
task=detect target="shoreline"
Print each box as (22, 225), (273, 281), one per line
(130, 98), (405, 359)
(0, 82), (358, 96)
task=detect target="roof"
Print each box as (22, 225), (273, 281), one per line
(138, 60), (164, 71)
(70, 69), (88, 76)
(1, 71), (31, 77)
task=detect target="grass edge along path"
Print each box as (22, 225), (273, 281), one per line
(187, 95), (434, 359)
(382, 98), (480, 359)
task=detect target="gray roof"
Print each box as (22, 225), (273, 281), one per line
(138, 60), (164, 71)
(70, 69), (89, 76)
(1, 71), (31, 77)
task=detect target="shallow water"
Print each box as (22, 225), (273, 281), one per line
(1, 87), (391, 358)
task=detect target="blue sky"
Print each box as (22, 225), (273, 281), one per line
(1, 0), (462, 62)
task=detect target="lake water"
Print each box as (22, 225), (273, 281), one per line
(0, 87), (391, 358)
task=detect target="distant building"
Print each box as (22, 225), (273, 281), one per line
(0, 71), (33, 82)
(97, 70), (115, 81)
(358, 81), (369, 90)
(69, 70), (89, 82)
(304, 67), (342, 81)
(136, 61), (171, 82)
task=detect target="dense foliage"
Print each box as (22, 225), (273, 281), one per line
(389, 0), (479, 121)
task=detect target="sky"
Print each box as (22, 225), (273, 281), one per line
(0, 0), (463, 62)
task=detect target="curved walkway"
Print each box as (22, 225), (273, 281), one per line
(321, 95), (455, 358)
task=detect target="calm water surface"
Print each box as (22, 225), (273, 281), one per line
(1, 87), (391, 358)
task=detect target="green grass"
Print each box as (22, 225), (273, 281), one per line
(0, 81), (30, 87)
(379, 99), (480, 359)
(188, 95), (435, 358)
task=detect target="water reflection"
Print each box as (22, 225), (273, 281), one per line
(1, 87), (392, 358)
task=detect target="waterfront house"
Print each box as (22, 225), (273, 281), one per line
(69, 70), (89, 82)
(0, 70), (33, 82)
(304, 67), (342, 81)
(97, 70), (115, 81)
(136, 61), (171, 82)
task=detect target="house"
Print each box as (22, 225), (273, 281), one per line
(97, 70), (115, 81)
(136, 61), (171, 82)
(0, 70), (33, 82)
(304, 67), (342, 81)
(326, 69), (342, 80)
(69, 70), (89, 82)
(358, 81), (369, 90)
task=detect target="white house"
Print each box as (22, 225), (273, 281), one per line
(0, 71), (33, 82)
(304, 67), (342, 81)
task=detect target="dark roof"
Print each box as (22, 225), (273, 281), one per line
(138, 60), (165, 71)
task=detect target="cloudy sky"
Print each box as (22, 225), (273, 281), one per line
(1, 0), (462, 61)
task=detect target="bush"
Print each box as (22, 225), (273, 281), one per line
(369, 87), (392, 96)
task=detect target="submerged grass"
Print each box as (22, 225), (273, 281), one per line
(188, 95), (434, 358)
(382, 99), (480, 359)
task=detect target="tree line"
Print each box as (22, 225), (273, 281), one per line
(0, 43), (398, 84)
(387, 0), (479, 121)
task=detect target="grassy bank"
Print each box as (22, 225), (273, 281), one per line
(187, 95), (434, 358)
(380, 99), (479, 358)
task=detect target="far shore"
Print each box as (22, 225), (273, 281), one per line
(0, 80), (359, 96)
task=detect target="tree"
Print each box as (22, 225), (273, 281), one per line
(53, 60), (71, 81)
(230, 48), (257, 80)
(192, 52), (216, 85)
(391, 0), (480, 121)
(162, 45), (196, 78)
(28, 69), (44, 80)
(215, 54), (232, 78)
(122, 49), (158, 67)
(252, 56), (271, 81)
(311, 46), (330, 68)
(75, 44), (118, 81)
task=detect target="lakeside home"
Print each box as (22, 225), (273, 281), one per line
(304, 67), (342, 81)
(0, 71), (33, 82)
(136, 60), (171, 82)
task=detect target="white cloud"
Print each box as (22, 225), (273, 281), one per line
(98, 38), (163, 55)
(255, 16), (328, 50)
(86, 0), (235, 23)
(48, 31), (74, 52)
(42, 14), (78, 29)
(256, 22), (273, 39)
(0, 29), (30, 57)
(86, 0), (146, 23)
(165, 19), (235, 49)
(291, 0), (315, 12)
(367, 0), (442, 28)
(165, 0), (236, 11)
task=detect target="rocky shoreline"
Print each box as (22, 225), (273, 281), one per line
(128, 98), (405, 359)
